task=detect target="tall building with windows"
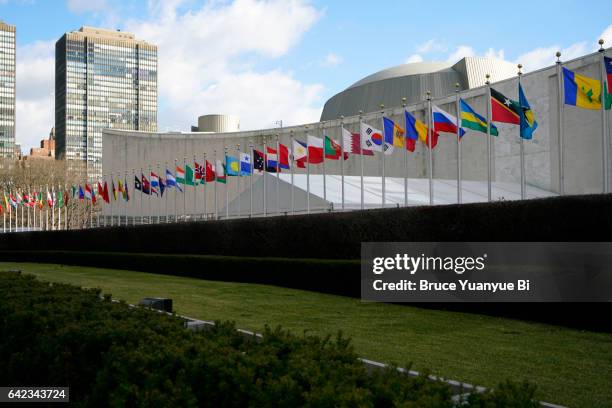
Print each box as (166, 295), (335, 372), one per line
(0, 21), (16, 159)
(55, 26), (157, 178)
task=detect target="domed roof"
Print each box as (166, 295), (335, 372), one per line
(347, 62), (454, 89)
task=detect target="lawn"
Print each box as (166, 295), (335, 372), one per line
(2, 262), (611, 408)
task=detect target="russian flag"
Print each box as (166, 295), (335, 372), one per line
(432, 104), (465, 137)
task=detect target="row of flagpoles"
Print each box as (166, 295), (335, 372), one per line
(1, 45), (611, 232)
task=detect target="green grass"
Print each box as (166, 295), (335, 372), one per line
(2, 262), (611, 408)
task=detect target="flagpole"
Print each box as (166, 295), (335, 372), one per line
(237, 143), (241, 218)
(305, 128), (310, 214)
(202, 154), (207, 220)
(193, 155), (197, 221)
(556, 51), (565, 195)
(249, 141), (254, 217)
(173, 160), (178, 222)
(27, 187), (30, 230)
(340, 116), (345, 211)
(518, 64), (526, 200)
(64, 183), (67, 230)
(157, 163), (161, 223)
(401, 99), (408, 207)
(380, 104), (386, 209)
(165, 161), (170, 222)
(263, 136), (267, 217)
(359, 111), (364, 210)
(182, 157), (187, 222)
(276, 134), (280, 216)
(58, 185), (62, 230)
(485, 74), (492, 202)
(322, 125), (327, 207)
(109, 173), (113, 226)
(290, 131), (295, 215)
(426, 93), (434, 205)
(225, 146), (229, 220)
(45, 185), (49, 230)
(455, 84), (462, 204)
(31, 189), (35, 231)
(214, 150), (218, 220)
(51, 186), (55, 230)
(128, 169), (132, 226)
(599, 39), (609, 193)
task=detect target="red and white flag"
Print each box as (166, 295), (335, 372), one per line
(306, 135), (324, 164)
(342, 127), (373, 156)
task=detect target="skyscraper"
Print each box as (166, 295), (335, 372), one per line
(55, 26), (157, 179)
(0, 21), (16, 159)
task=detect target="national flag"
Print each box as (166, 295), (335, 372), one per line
(184, 165), (195, 186)
(205, 161), (215, 182)
(64, 189), (69, 206)
(605, 56), (612, 94)
(159, 177), (166, 197)
(15, 192), (22, 205)
(307, 135), (324, 163)
(84, 184), (92, 201)
(123, 178), (130, 201)
(226, 155), (240, 176)
(341, 127), (373, 156)
(253, 149), (265, 171)
(519, 83), (538, 140)
(383, 117), (405, 148)
(3, 193), (10, 213)
(490, 88), (521, 125)
(279, 143), (290, 169)
(215, 160), (227, 183)
(360, 122), (393, 154)
(432, 104), (466, 137)
(112, 180), (117, 201)
(176, 166), (186, 185)
(141, 174), (151, 195)
(563, 67), (601, 110)
(240, 152), (252, 175)
(102, 181), (110, 203)
(134, 175), (142, 192)
(9, 194), (17, 208)
(324, 135), (346, 160)
(165, 169), (183, 192)
(47, 190), (53, 207)
(405, 110), (438, 150)
(293, 140), (308, 168)
(195, 162), (204, 184)
(150, 172), (160, 195)
(57, 190), (64, 209)
(71, 185), (77, 199)
(265, 147), (279, 172)
(78, 185), (84, 200)
(460, 99), (498, 136)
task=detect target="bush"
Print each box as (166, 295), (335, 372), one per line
(0, 272), (539, 407)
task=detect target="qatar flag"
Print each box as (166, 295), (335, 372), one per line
(342, 127), (374, 156)
(306, 135), (324, 164)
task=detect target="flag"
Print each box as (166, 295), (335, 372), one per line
(519, 83), (538, 140)
(64, 189), (69, 206)
(9, 194), (17, 209)
(383, 117), (405, 148)
(405, 110), (438, 150)
(460, 99), (498, 136)
(47, 190), (53, 207)
(360, 122), (393, 154)
(215, 160), (227, 183)
(123, 178), (130, 201)
(84, 184), (92, 201)
(253, 149), (265, 171)
(79, 185), (85, 200)
(184, 165), (195, 186)
(141, 174), (151, 195)
(195, 162), (204, 184)
(150, 172), (159, 195)
(205, 161), (215, 182)
(490, 88), (521, 124)
(57, 190), (64, 209)
(293, 140), (308, 168)
(563, 67), (601, 110)
(97, 182), (104, 200)
(176, 166), (186, 185)
(307, 135), (325, 163)
(102, 181), (110, 203)
(265, 147), (279, 172)
(165, 169), (183, 192)
(134, 175), (142, 191)
(606, 56), (612, 94)
(240, 153), (252, 175)
(112, 180), (117, 201)
(226, 155), (240, 176)
(342, 127), (374, 156)
(279, 143), (290, 169)
(71, 185), (77, 199)
(432, 104), (465, 137)
(159, 177), (166, 197)
(15, 192), (22, 205)
(324, 135), (346, 160)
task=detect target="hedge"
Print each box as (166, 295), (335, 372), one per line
(0, 272), (539, 407)
(1, 193), (612, 259)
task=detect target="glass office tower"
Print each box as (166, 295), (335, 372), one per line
(0, 21), (16, 159)
(55, 26), (157, 179)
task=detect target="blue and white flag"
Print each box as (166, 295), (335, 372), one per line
(165, 169), (182, 192)
(240, 153), (252, 175)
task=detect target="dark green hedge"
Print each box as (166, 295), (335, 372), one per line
(0, 272), (538, 407)
(2, 193), (612, 259)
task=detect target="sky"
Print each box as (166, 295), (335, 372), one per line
(2, 0), (612, 152)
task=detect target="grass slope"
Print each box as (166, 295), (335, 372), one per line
(3, 262), (611, 408)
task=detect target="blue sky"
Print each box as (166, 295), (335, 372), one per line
(2, 0), (612, 151)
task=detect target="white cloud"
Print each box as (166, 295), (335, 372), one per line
(405, 54), (423, 64)
(446, 45), (475, 62)
(67, 0), (108, 13)
(320, 52), (342, 67)
(601, 25), (612, 46)
(125, 0), (324, 131)
(416, 38), (446, 54)
(15, 40), (55, 152)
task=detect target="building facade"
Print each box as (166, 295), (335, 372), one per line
(55, 26), (157, 179)
(0, 21), (16, 159)
(28, 127), (56, 159)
